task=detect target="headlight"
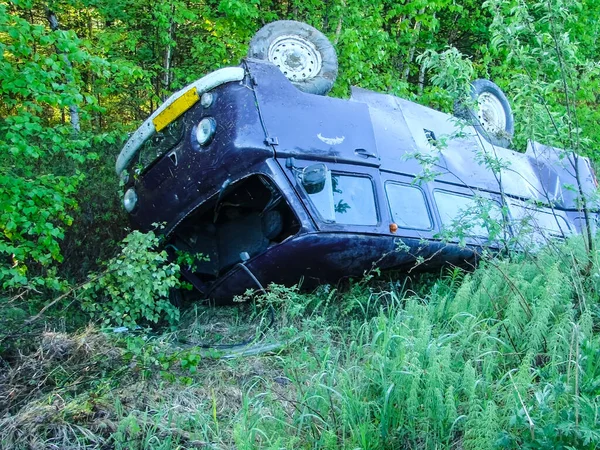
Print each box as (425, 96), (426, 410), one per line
(119, 170), (129, 185)
(201, 92), (213, 108)
(196, 117), (216, 146)
(123, 188), (137, 212)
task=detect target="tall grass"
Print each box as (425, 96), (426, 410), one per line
(231, 236), (600, 449)
(1, 236), (600, 449)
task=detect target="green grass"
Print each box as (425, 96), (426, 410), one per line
(1, 236), (600, 449)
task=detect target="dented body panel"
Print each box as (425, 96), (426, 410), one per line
(128, 77), (273, 234)
(118, 59), (598, 300)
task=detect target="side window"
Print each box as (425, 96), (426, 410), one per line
(509, 204), (570, 236)
(304, 171), (378, 226)
(306, 170), (335, 222)
(332, 175), (378, 225)
(385, 183), (432, 230)
(434, 191), (502, 237)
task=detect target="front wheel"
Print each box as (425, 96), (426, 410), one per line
(248, 20), (338, 96)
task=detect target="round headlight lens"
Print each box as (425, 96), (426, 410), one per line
(123, 188), (137, 213)
(196, 117), (216, 146)
(119, 170), (130, 185)
(200, 92), (213, 108)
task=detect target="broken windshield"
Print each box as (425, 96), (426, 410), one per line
(137, 116), (185, 170)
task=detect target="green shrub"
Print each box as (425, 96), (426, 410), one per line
(81, 230), (181, 328)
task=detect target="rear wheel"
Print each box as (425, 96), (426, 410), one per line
(248, 20), (338, 96)
(455, 79), (514, 148)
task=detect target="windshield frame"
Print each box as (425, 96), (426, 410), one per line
(135, 114), (186, 174)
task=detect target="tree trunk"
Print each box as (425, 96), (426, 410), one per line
(162, 3), (176, 100)
(45, 8), (80, 133)
(402, 8), (425, 82)
(333, 0), (346, 45)
(417, 13), (436, 96)
(418, 58), (426, 95)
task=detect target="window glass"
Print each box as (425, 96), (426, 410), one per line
(434, 191), (502, 237)
(305, 172), (378, 225)
(138, 117), (184, 169)
(386, 183), (432, 230)
(332, 175), (377, 225)
(509, 204), (570, 235)
(307, 170), (335, 222)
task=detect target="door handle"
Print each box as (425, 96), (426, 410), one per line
(355, 148), (377, 159)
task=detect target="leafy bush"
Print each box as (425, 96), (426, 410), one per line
(0, 173), (81, 290)
(0, 2), (142, 291)
(81, 230), (181, 328)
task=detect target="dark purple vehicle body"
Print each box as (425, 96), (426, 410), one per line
(117, 59), (597, 300)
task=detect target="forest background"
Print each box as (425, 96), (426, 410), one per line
(2, 0), (600, 448)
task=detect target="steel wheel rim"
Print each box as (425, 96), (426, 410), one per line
(477, 91), (506, 134)
(268, 35), (322, 82)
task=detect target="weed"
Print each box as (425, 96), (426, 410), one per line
(2, 236), (600, 449)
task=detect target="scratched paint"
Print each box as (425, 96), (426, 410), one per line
(117, 59), (599, 301)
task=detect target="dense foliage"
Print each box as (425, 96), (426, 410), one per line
(81, 230), (181, 328)
(2, 0), (600, 292)
(1, 0), (600, 448)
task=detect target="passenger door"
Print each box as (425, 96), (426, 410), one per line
(281, 158), (388, 233)
(248, 60), (380, 167)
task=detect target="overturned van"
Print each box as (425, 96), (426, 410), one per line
(116, 21), (598, 300)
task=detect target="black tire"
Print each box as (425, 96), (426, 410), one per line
(248, 20), (338, 96)
(455, 79), (514, 148)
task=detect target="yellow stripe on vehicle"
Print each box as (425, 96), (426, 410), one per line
(152, 87), (199, 132)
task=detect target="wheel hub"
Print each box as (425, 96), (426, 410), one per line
(477, 92), (506, 134)
(268, 35), (322, 82)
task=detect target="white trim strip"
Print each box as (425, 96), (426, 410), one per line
(115, 66), (245, 174)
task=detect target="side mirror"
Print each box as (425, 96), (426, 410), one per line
(301, 163), (328, 194)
